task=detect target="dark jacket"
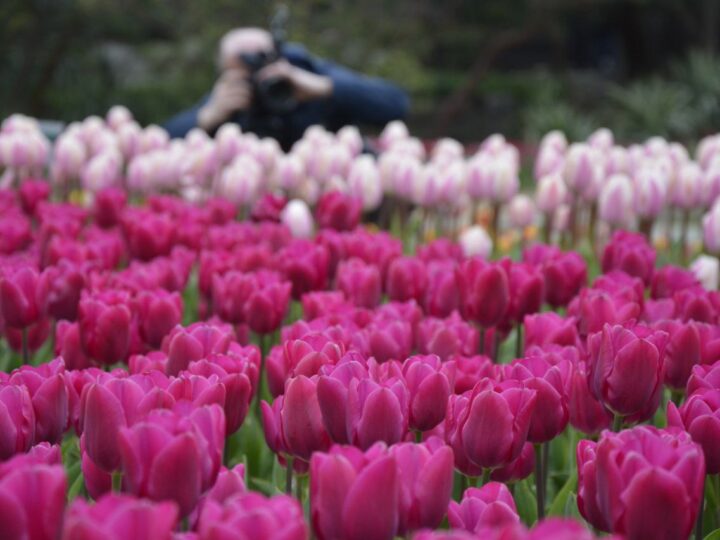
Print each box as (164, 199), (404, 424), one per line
(163, 44), (409, 148)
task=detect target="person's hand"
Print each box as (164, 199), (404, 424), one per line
(257, 59), (333, 102)
(198, 69), (251, 131)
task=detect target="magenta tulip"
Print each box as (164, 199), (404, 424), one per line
(316, 191), (362, 231)
(0, 266), (40, 328)
(197, 491), (307, 540)
(402, 355), (452, 432)
(80, 378), (146, 472)
(0, 452), (66, 540)
(118, 405), (225, 517)
(456, 258), (509, 328)
(651, 265), (699, 299)
(587, 324), (667, 422)
(423, 261), (460, 318)
(568, 361), (612, 435)
(390, 441), (454, 534)
(601, 230), (656, 285)
(63, 494), (178, 540)
(78, 290), (132, 365)
(386, 256), (429, 303)
(523, 244), (587, 307)
(162, 322), (235, 376)
(523, 312), (580, 350)
(668, 389), (720, 474)
(134, 290), (183, 349)
(261, 375), (330, 462)
(310, 444), (399, 540)
(577, 426), (705, 539)
(448, 482), (520, 532)
(449, 378), (537, 470)
(37, 261), (85, 321)
(336, 257), (382, 308)
(416, 313), (479, 360)
(0, 383), (35, 460)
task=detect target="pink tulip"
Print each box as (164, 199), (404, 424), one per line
(423, 261), (460, 318)
(261, 375), (330, 462)
(587, 324), (667, 422)
(18, 179), (50, 216)
(353, 318), (413, 363)
(449, 378), (537, 470)
(0, 452), (66, 540)
(276, 241), (330, 299)
(9, 359), (68, 444)
(0, 383), (35, 460)
(490, 442), (535, 483)
(568, 360), (612, 435)
(337, 257), (382, 308)
(310, 444), (399, 540)
(55, 320), (92, 370)
(80, 378), (146, 472)
(301, 291), (351, 320)
(502, 354), (570, 443)
(122, 209), (176, 261)
(134, 290), (183, 349)
(456, 258), (509, 329)
(78, 290), (132, 365)
(601, 231), (656, 285)
(62, 493), (179, 540)
(118, 405), (225, 517)
(577, 426), (705, 539)
(162, 322), (235, 376)
(92, 187), (127, 229)
(523, 245), (586, 307)
(668, 389), (720, 474)
(448, 482), (520, 532)
(211, 270), (255, 324)
(500, 260), (545, 329)
(37, 261), (86, 321)
(0, 266), (40, 328)
(523, 312), (580, 350)
(650, 265), (699, 299)
(402, 355), (452, 432)
(266, 334), (344, 398)
(386, 256), (429, 303)
(390, 441), (454, 534)
(244, 277), (292, 335)
(197, 491), (307, 540)
(416, 312), (478, 360)
(316, 191), (362, 231)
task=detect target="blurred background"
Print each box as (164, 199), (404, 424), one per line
(2, 0), (719, 144)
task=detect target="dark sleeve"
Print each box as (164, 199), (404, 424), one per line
(314, 60), (410, 126)
(162, 95), (212, 138)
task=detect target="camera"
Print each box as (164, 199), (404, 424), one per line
(240, 6), (296, 115)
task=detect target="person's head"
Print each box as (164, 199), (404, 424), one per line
(218, 28), (273, 73)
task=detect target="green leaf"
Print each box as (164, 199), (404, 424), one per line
(250, 477), (282, 496)
(514, 478), (538, 526)
(548, 472), (577, 517)
(67, 472), (85, 501)
(704, 529), (720, 540)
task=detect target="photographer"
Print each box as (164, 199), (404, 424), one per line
(163, 27), (409, 148)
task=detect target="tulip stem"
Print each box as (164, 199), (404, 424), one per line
(695, 476), (705, 540)
(534, 444), (545, 521)
(295, 472), (303, 503)
(515, 324), (523, 359)
(254, 334), (268, 419)
(612, 414), (623, 432)
(111, 471), (122, 492)
(285, 456), (293, 495)
(21, 327), (29, 365)
(415, 430), (423, 443)
(482, 468), (491, 486)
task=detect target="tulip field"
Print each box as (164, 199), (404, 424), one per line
(3, 109), (720, 540)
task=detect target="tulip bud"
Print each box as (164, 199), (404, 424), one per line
(587, 324), (667, 422)
(577, 426), (705, 539)
(598, 174), (633, 227)
(337, 258), (382, 309)
(459, 226), (493, 259)
(691, 255), (719, 291)
(402, 355), (452, 432)
(448, 482), (520, 532)
(281, 199), (314, 239)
